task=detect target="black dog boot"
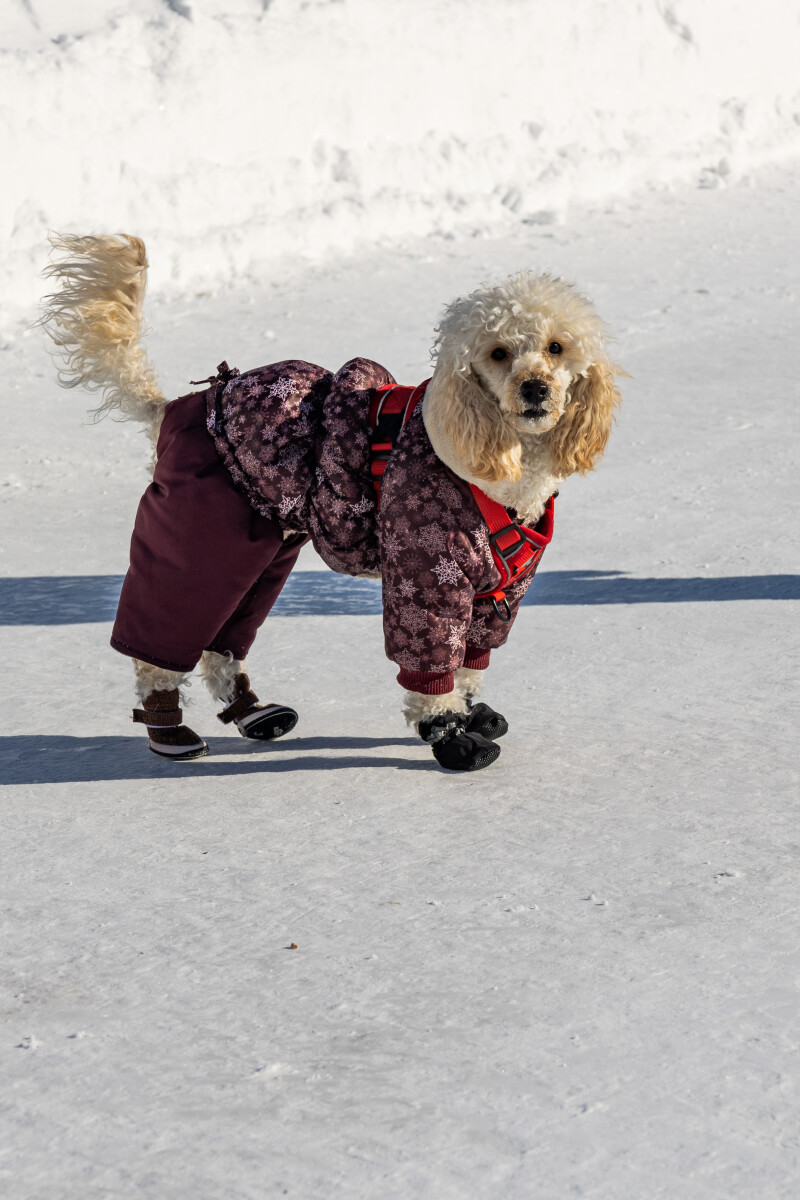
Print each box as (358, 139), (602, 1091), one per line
(418, 711), (501, 772)
(217, 672), (298, 740)
(465, 699), (509, 741)
(133, 688), (209, 761)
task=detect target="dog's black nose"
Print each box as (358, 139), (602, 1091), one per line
(520, 379), (549, 404)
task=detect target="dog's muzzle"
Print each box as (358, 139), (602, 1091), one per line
(519, 378), (549, 418)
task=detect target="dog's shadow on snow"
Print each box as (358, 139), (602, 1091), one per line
(2, 570), (800, 625)
(0, 735), (434, 785)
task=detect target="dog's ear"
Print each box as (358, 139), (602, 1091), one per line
(435, 369), (523, 484)
(548, 360), (622, 476)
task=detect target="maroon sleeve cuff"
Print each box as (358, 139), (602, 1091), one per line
(463, 646), (491, 670)
(397, 668), (455, 695)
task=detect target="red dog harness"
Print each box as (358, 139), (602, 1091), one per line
(369, 381), (555, 620)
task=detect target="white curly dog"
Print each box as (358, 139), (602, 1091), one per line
(41, 235), (623, 772)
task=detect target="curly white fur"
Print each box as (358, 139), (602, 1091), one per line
(200, 650), (246, 705)
(423, 270), (623, 521)
(132, 658), (188, 702)
(432, 272), (608, 372)
(40, 233), (167, 458)
(454, 666), (484, 701)
(403, 688), (469, 729)
(133, 652), (247, 708)
(402, 669), (484, 730)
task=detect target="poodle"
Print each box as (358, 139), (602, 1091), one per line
(40, 234), (622, 772)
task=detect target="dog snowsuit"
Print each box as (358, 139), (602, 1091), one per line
(112, 357), (553, 694)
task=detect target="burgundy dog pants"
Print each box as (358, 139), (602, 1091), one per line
(111, 391), (307, 672)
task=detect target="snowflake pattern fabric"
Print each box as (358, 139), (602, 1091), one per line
(379, 406), (548, 680)
(268, 376), (297, 402)
(416, 523), (448, 557)
(432, 555), (464, 586)
(205, 357), (551, 687)
(207, 357), (393, 576)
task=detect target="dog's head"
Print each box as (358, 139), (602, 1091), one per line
(430, 272), (623, 483)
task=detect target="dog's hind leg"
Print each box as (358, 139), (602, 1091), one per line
(131, 659), (209, 761)
(199, 649), (244, 706)
(200, 650), (298, 742)
(197, 530), (308, 744)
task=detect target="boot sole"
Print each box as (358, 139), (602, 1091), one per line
(436, 741), (502, 772)
(149, 741), (210, 761)
(237, 706), (298, 741)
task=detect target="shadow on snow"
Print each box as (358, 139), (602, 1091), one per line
(1, 735), (432, 786)
(1, 570), (799, 625)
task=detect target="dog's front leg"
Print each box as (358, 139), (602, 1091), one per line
(403, 687), (501, 773)
(403, 687), (469, 731)
(454, 666), (484, 703)
(455, 666), (509, 743)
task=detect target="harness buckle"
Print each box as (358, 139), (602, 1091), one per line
(489, 522), (537, 588)
(489, 523), (525, 555)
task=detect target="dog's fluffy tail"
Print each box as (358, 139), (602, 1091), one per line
(40, 233), (166, 450)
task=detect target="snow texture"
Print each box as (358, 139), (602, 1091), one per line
(4, 0), (800, 313)
(1, 152), (799, 1196)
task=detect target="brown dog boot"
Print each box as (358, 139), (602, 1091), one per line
(133, 688), (209, 761)
(217, 672), (298, 741)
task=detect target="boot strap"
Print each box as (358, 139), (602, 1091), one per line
(133, 707), (182, 728)
(217, 690), (259, 724)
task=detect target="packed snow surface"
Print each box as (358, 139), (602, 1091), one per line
(2, 158), (799, 1197)
(3, 0), (800, 310)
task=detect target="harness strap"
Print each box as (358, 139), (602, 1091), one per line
(217, 689), (260, 725)
(369, 380), (429, 505)
(367, 379), (554, 621)
(470, 487), (555, 619)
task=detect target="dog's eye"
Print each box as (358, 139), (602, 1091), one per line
(490, 347), (508, 361)
(548, 341), (563, 355)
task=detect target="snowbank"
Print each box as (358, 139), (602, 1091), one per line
(3, 0), (800, 311)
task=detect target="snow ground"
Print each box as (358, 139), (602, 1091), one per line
(4, 0), (800, 312)
(2, 163), (800, 1198)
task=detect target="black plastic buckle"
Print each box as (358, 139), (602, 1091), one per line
(490, 524), (526, 563)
